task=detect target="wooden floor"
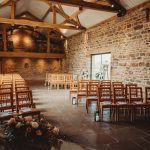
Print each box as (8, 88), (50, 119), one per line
(30, 83), (150, 150)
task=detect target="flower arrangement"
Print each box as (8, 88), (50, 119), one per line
(5, 116), (63, 149)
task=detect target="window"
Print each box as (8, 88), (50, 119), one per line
(91, 53), (111, 80)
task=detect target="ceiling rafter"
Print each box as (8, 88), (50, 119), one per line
(16, 11), (42, 22)
(55, 4), (85, 29)
(0, 0), (10, 8)
(41, 7), (52, 21)
(52, 5), (57, 23)
(10, 0), (15, 19)
(61, 7), (83, 26)
(0, 17), (84, 30)
(54, 5), (80, 27)
(96, 0), (111, 6)
(46, 0), (117, 13)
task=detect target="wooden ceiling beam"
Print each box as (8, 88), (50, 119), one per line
(16, 11), (42, 22)
(54, 5), (79, 26)
(0, 51), (65, 59)
(0, 0), (10, 9)
(41, 8), (52, 21)
(96, 0), (111, 6)
(52, 6), (57, 23)
(10, 0), (15, 19)
(0, 17), (84, 30)
(47, 0), (117, 13)
(61, 8), (83, 26)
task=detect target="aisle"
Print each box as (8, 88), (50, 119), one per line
(31, 84), (150, 150)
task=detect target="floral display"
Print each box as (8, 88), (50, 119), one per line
(5, 116), (63, 148)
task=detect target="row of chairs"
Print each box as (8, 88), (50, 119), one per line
(0, 76), (40, 122)
(45, 73), (78, 89)
(70, 80), (150, 122)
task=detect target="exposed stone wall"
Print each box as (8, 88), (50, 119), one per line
(1, 58), (63, 80)
(65, 3), (150, 87)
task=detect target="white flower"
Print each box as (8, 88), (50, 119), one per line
(8, 118), (16, 125)
(31, 122), (39, 129)
(16, 122), (21, 128)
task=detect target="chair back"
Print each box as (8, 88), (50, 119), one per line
(87, 83), (98, 97)
(0, 91), (14, 112)
(16, 90), (34, 109)
(145, 87), (150, 104)
(98, 87), (112, 102)
(113, 87), (127, 104)
(129, 87), (143, 103)
(100, 80), (111, 87)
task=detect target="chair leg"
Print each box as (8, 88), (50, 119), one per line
(86, 100), (89, 113)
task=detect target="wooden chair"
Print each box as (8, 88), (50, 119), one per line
(129, 87), (144, 120)
(126, 84), (137, 101)
(97, 86), (115, 121)
(0, 91), (14, 122)
(77, 80), (89, 106)
(57, 74), (66, 89)
(70, 80), (78, 103)
(49, 74), (58, 89)
(114, 87), (131, 122)
(145, 87), (150, 118)
(16, 90), (40, 118)
(65, 74), (73, 89)
(86, 83), (99, 113)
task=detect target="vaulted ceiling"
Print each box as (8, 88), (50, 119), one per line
(0, 0), (149, 37)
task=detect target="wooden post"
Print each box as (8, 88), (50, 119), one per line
(47, 31), (51, 53)
(3, 26), (7, 51)
(10, 0), (15, 19)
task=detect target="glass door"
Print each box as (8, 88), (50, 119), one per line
(91, 53), (111, 80)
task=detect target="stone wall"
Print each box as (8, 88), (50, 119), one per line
(0, 58), (63, 80)
(65, 2), (150, 87)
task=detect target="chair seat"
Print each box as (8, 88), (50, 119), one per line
(87, 96), (98, 100)
(100, 101), (111, 105)
(78, 92), (87, 96)
(133, 101), (144, 105)
(70, 89), (77, 92)
(20, 107), (40, 113)
(117, 102), (128, 105)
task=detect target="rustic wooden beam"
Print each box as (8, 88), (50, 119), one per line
(61, 8), (83, 25)
(52, 6), (57, 24)
(96, 0), (111, 6)
(0, 0), (10, 9)
(0, 17), (84, 30)
(47, 0), (117, 13)
(54, 5), (79, 26)
(10, 0), (15, 19)
(16, 11), (42, 22)
(41, 8), (52, 21)
(3, 26), (7, 52)
(0, 51), (65, 59)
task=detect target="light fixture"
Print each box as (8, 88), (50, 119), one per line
(111, 4), (114, 8)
